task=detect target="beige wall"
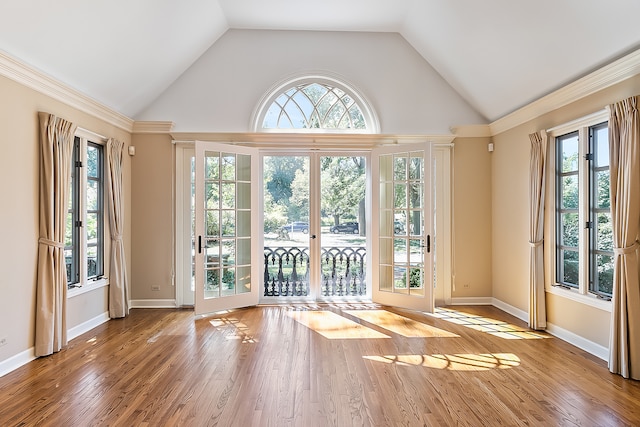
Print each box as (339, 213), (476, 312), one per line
(491, 74), (640, 348)
(0, 75), (132, 365)
(452, 137), (493, 298)
(130, 133), (175, 301)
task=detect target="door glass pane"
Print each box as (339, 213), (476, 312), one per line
(221, 183), (235, 209)
(394, 266), (408, 293)
(394, 184), (407, 209)
(221, 153), (235, 180)
(409, 183), (423, 209)
(379, 265), (393, 292)
(221, 211), (235, 237)
(380, 210), (394, 237)
(320, 156), (367, 297)
(408, 267), (424, 296)
(409, 154), (423, 180)
(237, 266), (251, 294)
(205, 182), (219, 208)
(394, 154), (408, 180)
(263, 156), (311, 297)
(202, 150), (251, 299)
(379, 150), (425, 296)
(409, 211), (422, 236)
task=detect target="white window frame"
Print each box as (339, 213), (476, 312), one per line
(547, 110), (611, 311)
(67, 128), (109, 298)
(251, 73), (380, 134)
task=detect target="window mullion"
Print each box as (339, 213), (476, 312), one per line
(578, 127), (590, 295)
(79, 137), (88, 285)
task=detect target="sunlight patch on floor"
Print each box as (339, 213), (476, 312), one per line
(345, 310), (459, 338)
(364, 353), (521, 371)
(288, 310), (390, 339)
(430, 308), (549, 340)
(209, 317), (257, 343)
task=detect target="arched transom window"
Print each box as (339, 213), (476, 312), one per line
(255, 77), (378, 133)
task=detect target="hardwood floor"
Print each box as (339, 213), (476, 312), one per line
(1, 304), (639, 426)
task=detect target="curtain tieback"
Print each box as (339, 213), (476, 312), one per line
(112, 233), (123, 242)
(39, 237), (64, 249)
(614, 240), (640, 255)
(529, 239), (543, 248)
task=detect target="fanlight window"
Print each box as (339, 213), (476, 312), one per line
(262, 82), (367, 131)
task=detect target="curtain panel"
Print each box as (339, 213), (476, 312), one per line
(35, 112), (77, 357)
(106, 138), (129, 318)
(608, 96), (640, 380)
(529, 131), (547, 330)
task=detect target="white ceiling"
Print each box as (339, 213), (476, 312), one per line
(1, 0), (640, 122)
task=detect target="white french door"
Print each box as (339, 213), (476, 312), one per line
(371, 142), (434, 312)
(194, 141), (260, 315)
(261, 152), (368, 301)
(191, 141), (435, 313)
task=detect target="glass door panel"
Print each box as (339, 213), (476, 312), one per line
(319, 155), (367, 298)
(372, 143), (433, 312)
(195, 142), (258, 315)
(262, 155), (311, 298)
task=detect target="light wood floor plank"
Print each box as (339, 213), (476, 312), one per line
(1, 305), (639, 426)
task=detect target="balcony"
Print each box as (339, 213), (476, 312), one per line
(263, 245), (366, 297)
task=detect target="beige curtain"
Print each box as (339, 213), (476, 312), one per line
(35, 112), (77, 357)
(608, 96), (640, 380)
(529, 131), (547, 330)
(106, 138), (129, 318)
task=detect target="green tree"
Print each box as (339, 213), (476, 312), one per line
(264, 156), (305, 203)
(319, 157), (364, 226)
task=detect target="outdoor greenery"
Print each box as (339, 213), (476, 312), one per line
(558, 136), (613, 294)
(263, 156), (365, 233)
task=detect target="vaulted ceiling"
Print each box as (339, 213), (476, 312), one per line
(1, 0), (640, 123)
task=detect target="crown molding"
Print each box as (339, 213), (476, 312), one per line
(0, 50), (134, 132)
(170, 132), (455, 148)
(132, 121), (175, 134)
(490, 48), (640, 135)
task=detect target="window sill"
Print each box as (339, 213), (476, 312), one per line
(546, 284), (611, 312)
(68, 278), (109, 299)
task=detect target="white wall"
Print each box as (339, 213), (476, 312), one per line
(136, 30), (486, 133)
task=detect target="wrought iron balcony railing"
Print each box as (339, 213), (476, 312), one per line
(264, 246), (366, 297)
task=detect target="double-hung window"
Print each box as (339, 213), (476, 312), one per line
(554, 115), (612, 300)
(65, 133), (105, 288)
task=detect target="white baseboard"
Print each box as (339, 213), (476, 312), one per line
(130, 299), (177, 309)
(0, 347), (35, 378)
(491, 297), (608, 362)
(68, 312), (110, 341)
(450, 296), (493, 305)
(491, 298), (528, 322)
(1, 312), (111, 378)
(545, 322), (609, 361)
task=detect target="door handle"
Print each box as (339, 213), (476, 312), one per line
(310, 234), (317, 239)
(198, 236), (202, 254)
(426, 235), (431, 253)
